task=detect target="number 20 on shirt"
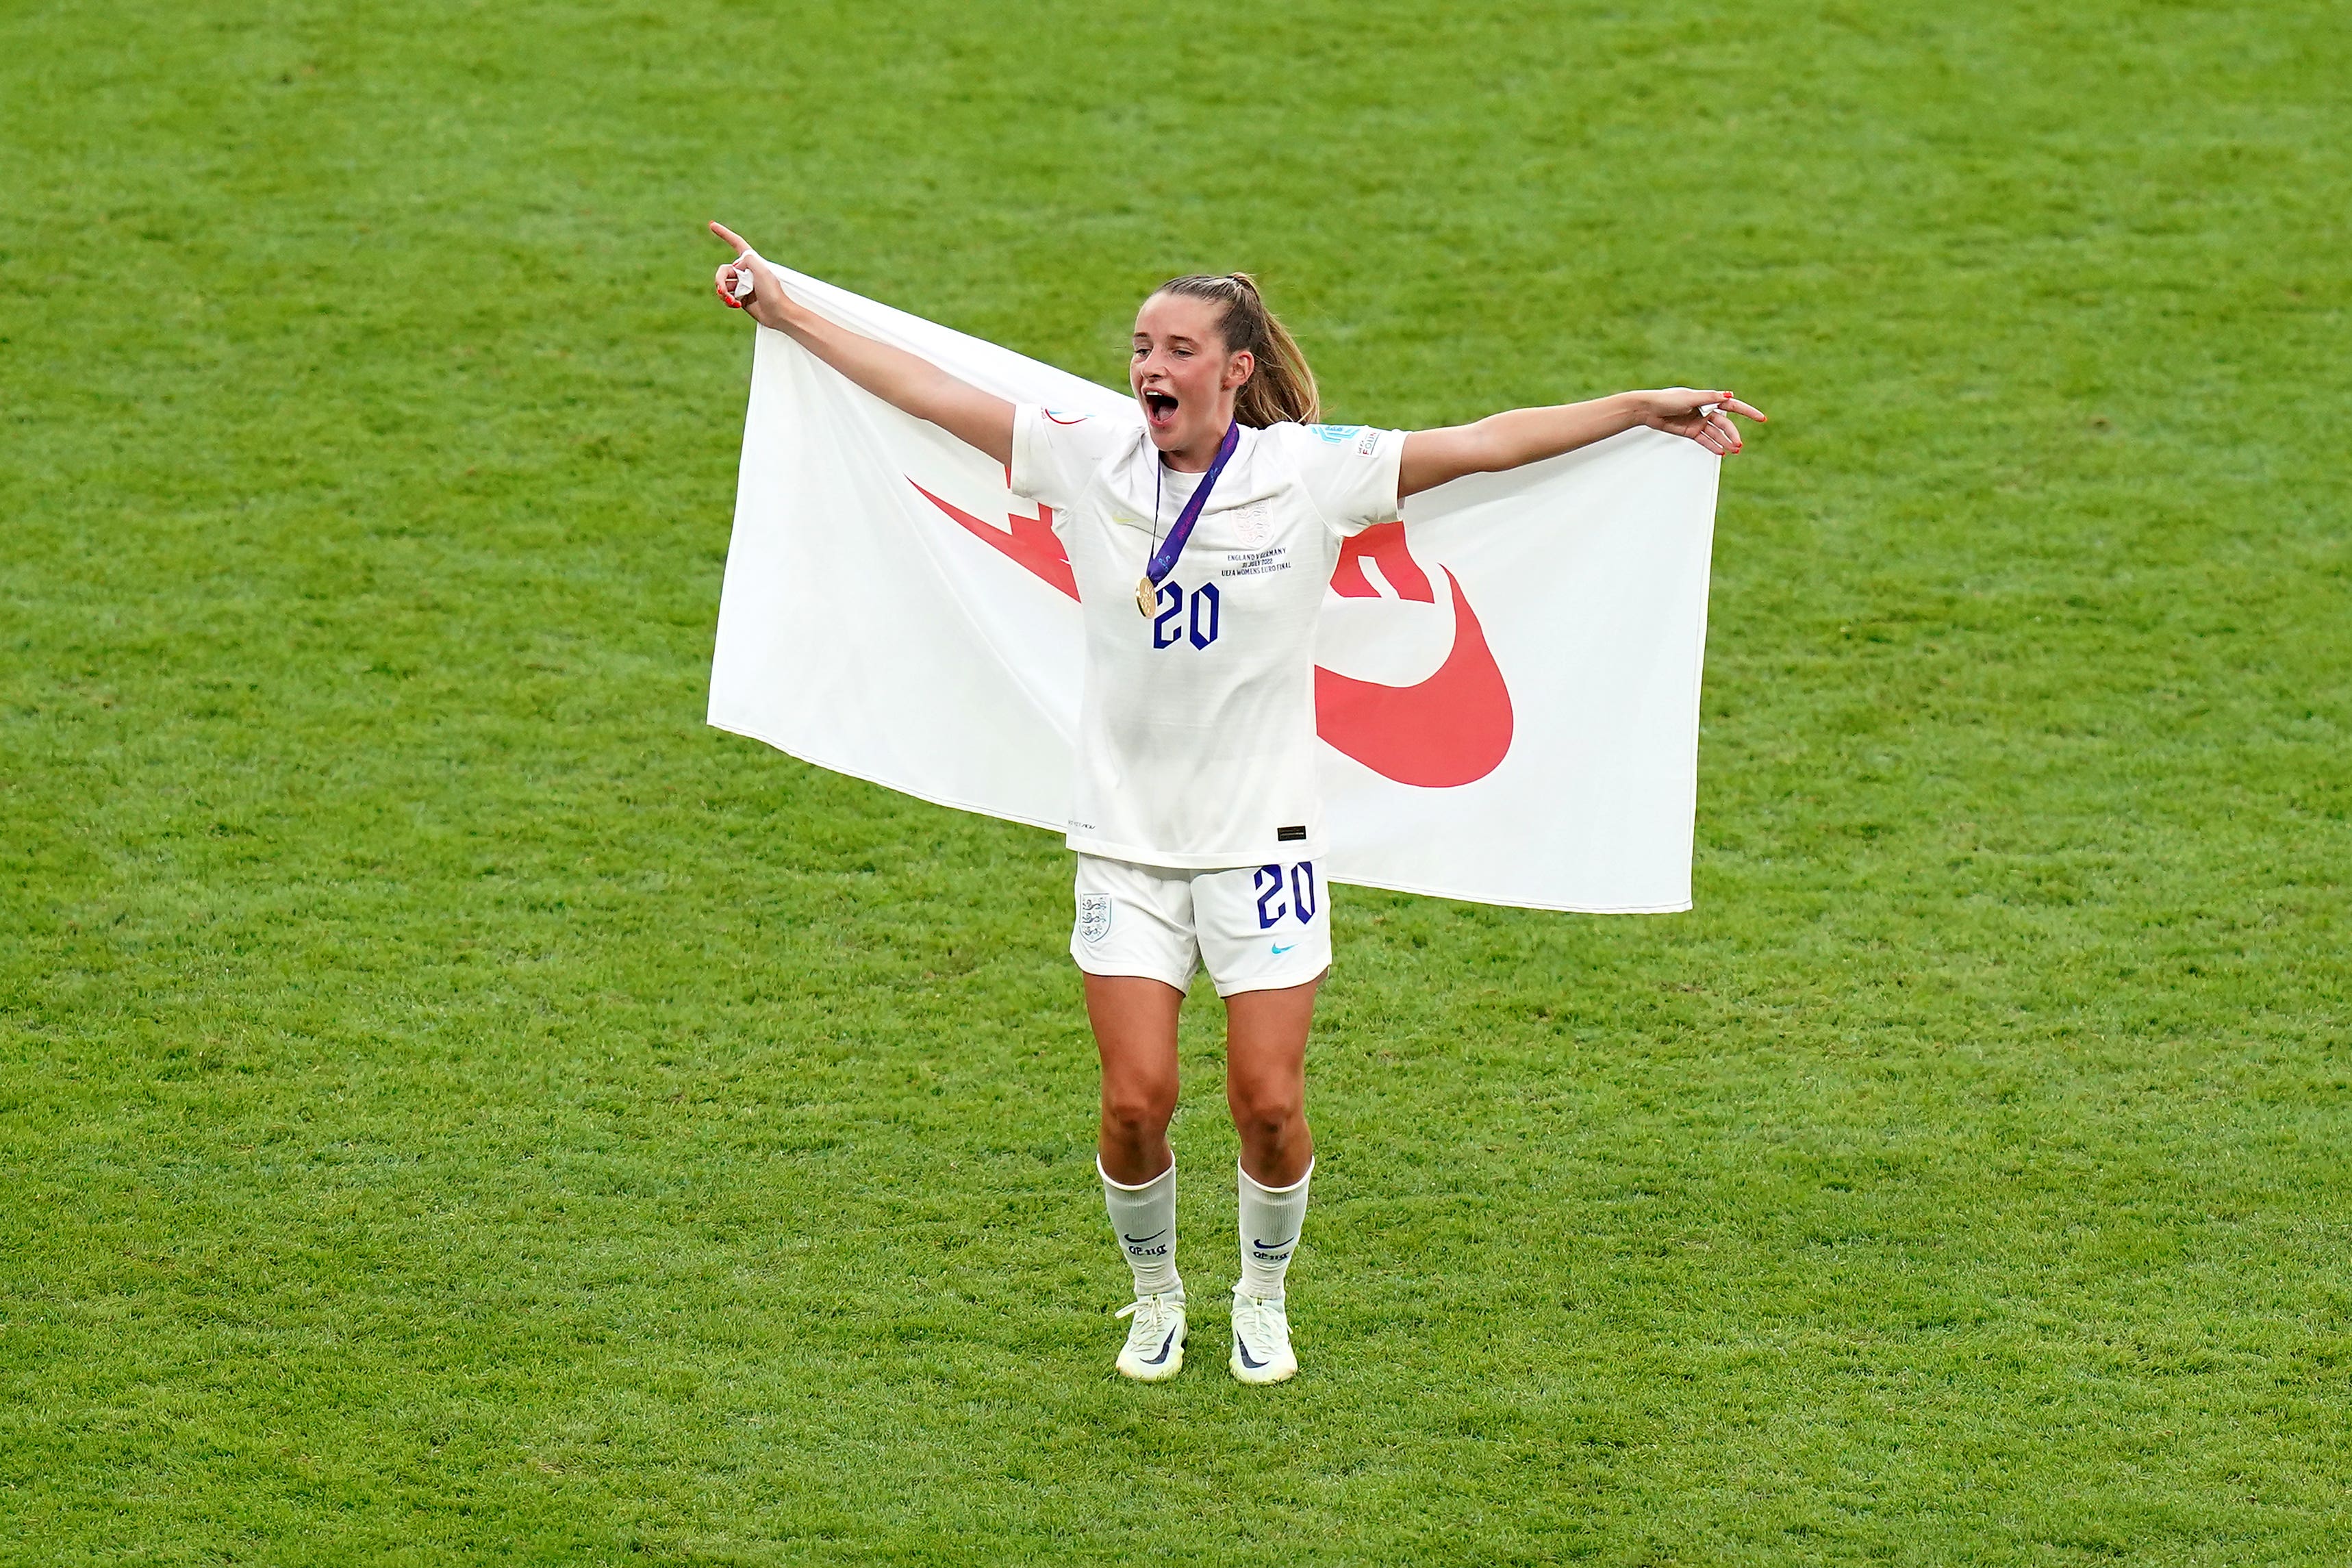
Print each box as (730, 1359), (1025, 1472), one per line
(1148, 580), (1221, 650)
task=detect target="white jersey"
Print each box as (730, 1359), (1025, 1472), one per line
(1011, 404), (1406, 868)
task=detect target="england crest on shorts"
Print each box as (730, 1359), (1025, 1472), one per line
(1076, 894), (1113, 945)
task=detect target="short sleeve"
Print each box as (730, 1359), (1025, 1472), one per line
(1276, 423), (1407, 538)
(1011, 405), (1135, 514)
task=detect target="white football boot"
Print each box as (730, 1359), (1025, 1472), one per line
(1228, 1289), (1298, 1384)
(1113, 1285), (1187, 1382)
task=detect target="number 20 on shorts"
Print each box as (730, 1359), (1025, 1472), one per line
(1150, 580), (1221, 650)
(1253, 861), (1317, 930)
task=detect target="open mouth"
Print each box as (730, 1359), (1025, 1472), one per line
(1141, 390), (1178, 429)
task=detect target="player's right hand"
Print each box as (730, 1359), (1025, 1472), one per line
(709, 221), (781, 319)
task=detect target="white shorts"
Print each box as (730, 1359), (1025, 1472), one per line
(1070, 855), (1332, 998)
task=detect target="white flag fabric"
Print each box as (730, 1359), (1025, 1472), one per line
(709, 267), (1720, 913)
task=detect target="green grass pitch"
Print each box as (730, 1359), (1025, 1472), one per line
(4, 1), (2347, 1561)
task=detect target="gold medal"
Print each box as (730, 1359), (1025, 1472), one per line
(1135, 423), (1235, 623)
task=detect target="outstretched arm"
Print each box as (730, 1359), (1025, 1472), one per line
(710, 222), (1015, 466)
(1398, 389), (1765, 499)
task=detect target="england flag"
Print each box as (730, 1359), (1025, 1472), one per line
(709, 267), (1721, 913)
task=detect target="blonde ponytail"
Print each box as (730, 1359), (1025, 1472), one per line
(1148, 272), (1320, 427)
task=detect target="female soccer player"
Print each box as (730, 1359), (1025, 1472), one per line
(709, 221), (1762, 1384)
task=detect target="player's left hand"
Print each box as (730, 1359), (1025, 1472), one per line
(1641, 389), (1767, 455)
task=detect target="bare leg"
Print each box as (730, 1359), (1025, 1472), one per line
(1086, 974), (1184, 1185)
(1224, 972), (1322, 1187)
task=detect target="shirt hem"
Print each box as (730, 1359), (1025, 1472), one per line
(1065, 833), (1328, 871)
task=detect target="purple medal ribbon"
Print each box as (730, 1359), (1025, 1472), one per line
(1137, 420), (1241, 614)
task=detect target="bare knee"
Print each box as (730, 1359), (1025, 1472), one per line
(1228, 1083), (1304, 1146)
(1101, 1080), (1177, 1143)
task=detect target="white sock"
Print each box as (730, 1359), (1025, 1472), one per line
(1237, 1160), (1311, 1301)
(1100, 1159), (1179, 1297)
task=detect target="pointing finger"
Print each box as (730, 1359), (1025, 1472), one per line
(1722, 396), (1768, 423)
(709, 220), (750, 254)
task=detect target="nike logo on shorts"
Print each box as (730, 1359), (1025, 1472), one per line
(1270, 942), (1296, 954)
